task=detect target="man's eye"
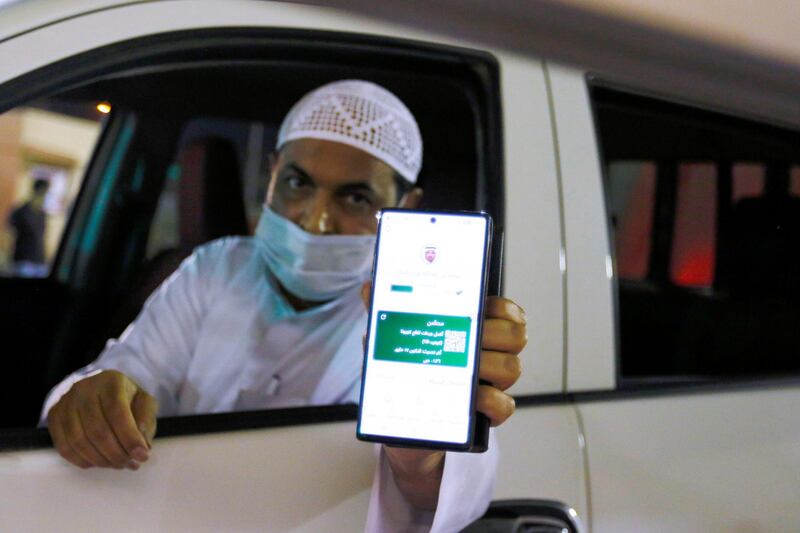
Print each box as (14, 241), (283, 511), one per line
(345, 192), (373, 207)
(284, 175), (307, 189)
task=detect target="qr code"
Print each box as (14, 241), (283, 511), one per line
(443, 330), (467, 353)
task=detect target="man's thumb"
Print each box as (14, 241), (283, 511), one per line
(360, 281), (372, 311)
(131, 389), (158, 448)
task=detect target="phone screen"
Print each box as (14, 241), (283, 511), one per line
(357, 210), (491, 448)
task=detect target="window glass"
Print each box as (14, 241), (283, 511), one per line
(593, 85), (800, 380)
(791, 166), (800, 197)
(670, 162), (717, 288)
(732, 162), (765, 202)
(607, 161), (656, 281)
(146, 163), (181, 258)
(0, 101), (104, 277)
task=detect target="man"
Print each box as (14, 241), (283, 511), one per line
(43, 80), (526, 531)
(8, 178), (49, 277)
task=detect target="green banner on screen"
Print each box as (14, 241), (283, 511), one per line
(373, 311), (471, 367)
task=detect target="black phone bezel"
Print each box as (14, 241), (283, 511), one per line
(356, 208), (493, 451)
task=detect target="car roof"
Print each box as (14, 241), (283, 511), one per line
(0, 0), (143, 43)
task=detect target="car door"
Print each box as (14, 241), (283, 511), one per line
(549, 63), (800, 531)
(0, 1), (589, 531)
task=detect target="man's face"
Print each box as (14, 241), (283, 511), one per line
(267, 139), (418, 235)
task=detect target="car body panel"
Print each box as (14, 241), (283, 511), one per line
(501, 53), (565, 395)
(578, 386), (800, 532)
(0, 422), (375, 532)
(493, 404), (589, 524)
(545, 62), (616, 392)
(0, 407), (589, 532)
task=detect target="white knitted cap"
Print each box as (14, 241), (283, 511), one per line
(277, 80), (422, 183)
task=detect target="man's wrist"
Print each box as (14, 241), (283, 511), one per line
(383, 445), (446, 510)
(384, 446), (445, 477)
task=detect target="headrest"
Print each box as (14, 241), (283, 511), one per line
(177, 137), (248, 245)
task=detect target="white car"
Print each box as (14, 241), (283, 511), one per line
(0, 1), (798, 531)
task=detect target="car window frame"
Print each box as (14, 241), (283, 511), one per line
(589, 76), (800, 391)
(0, 27), (504, 450)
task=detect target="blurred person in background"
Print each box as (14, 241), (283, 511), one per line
(8, 178), (49, 277)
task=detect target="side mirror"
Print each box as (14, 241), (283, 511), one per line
(462, 499), (585, 533)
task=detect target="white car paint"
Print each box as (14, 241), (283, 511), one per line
(0, 1), (798, 532)
(579, 387), (800, 532)
(544, 63), (616, 393)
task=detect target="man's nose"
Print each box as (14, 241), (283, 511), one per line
(299, 198), (335, 235)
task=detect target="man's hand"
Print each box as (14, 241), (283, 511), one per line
(360, 283), (527, 509)
(476, 296), (526, 426)
(47, 370), (157, 470)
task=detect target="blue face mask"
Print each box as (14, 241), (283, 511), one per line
(254, 206), (376, 302)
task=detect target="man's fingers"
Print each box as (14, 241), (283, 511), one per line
(130, 390), (158, 450)
(481, 318), (528, 354)
(99, 395), (147, 469)
(360, 281), (372, 311)
(45, 370), (158, 470)
(475, 385), (516, 427)
(80, 400), (133, 469)
(100, 384), (147, 450)
(48, 414), (91, 469)
(62, 408), (112, 468)
(484, 297), (526, 324)
(479, 350), (522, 391)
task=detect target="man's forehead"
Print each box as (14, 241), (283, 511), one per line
(278, 139), (396, 184)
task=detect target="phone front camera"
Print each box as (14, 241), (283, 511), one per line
(430, 217), (437, 224)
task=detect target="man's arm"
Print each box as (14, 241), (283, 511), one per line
(361, 285), (526, 530)
(43, 240), (227, 469)
(382, 296), (524, 508)
(367, 431), (500, 532)
(383, 447), (445, 510)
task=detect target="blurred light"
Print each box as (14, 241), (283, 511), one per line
(96, 102), (111, 114)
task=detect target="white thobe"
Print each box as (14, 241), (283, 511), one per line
(42, 237), (497, 532)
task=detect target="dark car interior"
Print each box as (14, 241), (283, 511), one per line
(0, 29), (502, 428)
(593, 85), (800, 382)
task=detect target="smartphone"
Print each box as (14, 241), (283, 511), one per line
(357, 208), (492, 451)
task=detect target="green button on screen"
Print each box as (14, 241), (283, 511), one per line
(390, 285), (413, 293)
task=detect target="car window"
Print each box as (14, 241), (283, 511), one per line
(0, 29), (502, 431)
(594, 85), (800, 380)
(0, 100), (105, 277)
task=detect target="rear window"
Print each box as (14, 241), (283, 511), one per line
(594, 85), (800, 381)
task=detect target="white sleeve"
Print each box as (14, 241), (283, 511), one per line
(40, 242), (225, 424)
(365, 430), (499, 532)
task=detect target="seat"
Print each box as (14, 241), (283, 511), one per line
(109, 136), (250, 335)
